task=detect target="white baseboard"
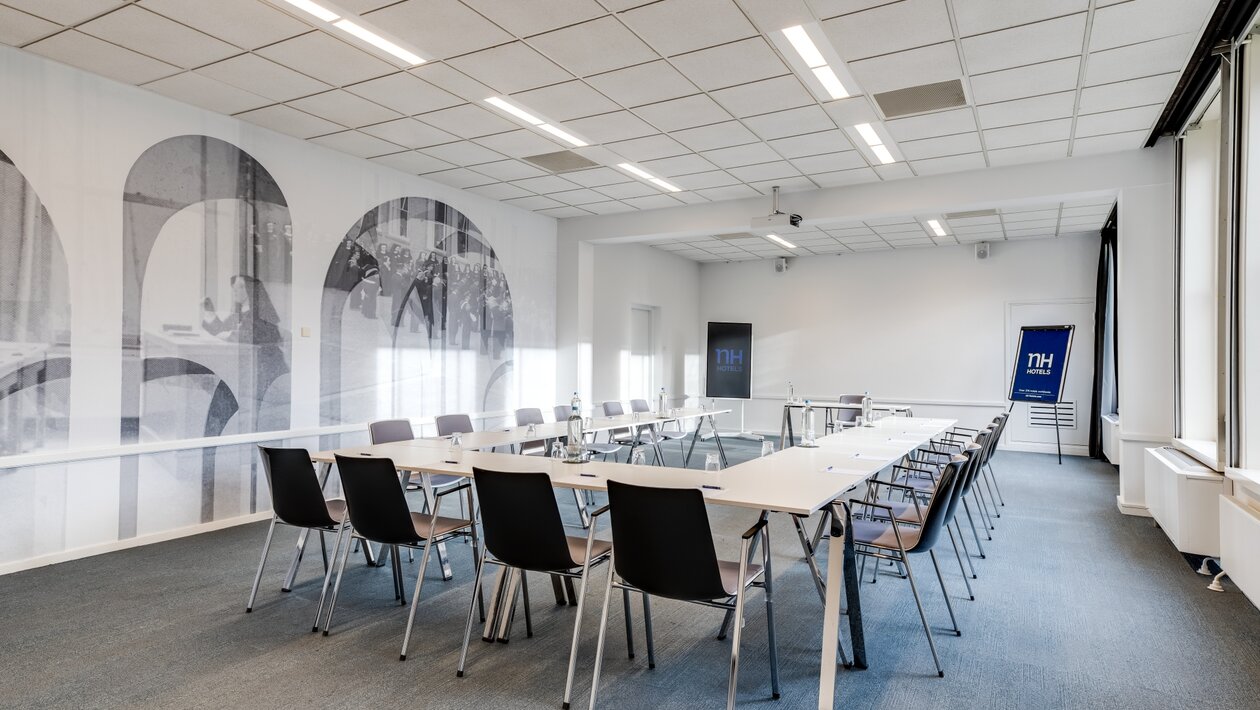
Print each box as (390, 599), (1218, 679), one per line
(1116, 496), (1152, 517)
(1001, 441), (1090, 456)
(0, 511), (272, 577)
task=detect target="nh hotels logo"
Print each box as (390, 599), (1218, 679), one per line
(1025, 352), (1054, 376)
(714, 347), (744, 372)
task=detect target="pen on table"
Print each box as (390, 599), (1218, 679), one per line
(579, 473), (598, 478)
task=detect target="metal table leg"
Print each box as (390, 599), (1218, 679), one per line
(420, 473), (454, 580)
(710, 415), (728, 468)
(818, 501), (865, 710)
(683, 415), (706, 468)
(780, 405), (789, 450)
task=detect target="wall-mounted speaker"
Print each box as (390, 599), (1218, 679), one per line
(975, 242), (990, 260)
(774, 256), (789, 273)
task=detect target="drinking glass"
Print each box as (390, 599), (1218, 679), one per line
(450, 432), (462, 448)
(630, 449), (646, 466)
(704, 453), (722, 471)
(550, 441), (564, 459)
(760, 440), (775, 457)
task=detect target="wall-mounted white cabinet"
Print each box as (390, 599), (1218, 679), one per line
(1144, 446), (1223, 555)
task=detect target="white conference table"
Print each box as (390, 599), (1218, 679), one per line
(780, 401), (916, 448)
(310, 414), (955, 709)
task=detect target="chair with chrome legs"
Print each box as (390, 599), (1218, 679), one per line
(589, 480), (780, 710)
(849, 456), (967, 677)
(981, 413), (1010, 507)
(629, 398), (688, 463)
(247, 446), (347, 616)
(601, 401), (659, 464)
(514, 407), (550, 456)
(553, 405), (624, 462)
(901, 427), (996, 559)
(457, 467), (612, 709)
(370, 418), (465, 571)
(320, 454), (478, 661)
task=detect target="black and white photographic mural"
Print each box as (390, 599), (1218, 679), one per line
(321, 198), (513, 429)
(120, 135), (292, 533)
(0, 149), (72, 457)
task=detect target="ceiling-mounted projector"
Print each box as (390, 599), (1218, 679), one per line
(752, 185), (803, 231)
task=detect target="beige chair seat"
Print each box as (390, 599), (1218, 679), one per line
(566, 536), (612, 566)
(718, 559), (764, 596)
(410, 511), (472, 539)
(851, 519), (923, 551)
(325, 499), (347, 524)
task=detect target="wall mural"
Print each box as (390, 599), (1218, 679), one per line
(0, 148), (72, 457)
(321, 197), (514, 430)
(120, 135), (292, 532)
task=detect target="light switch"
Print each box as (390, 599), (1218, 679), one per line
(300, 326), (311, 338)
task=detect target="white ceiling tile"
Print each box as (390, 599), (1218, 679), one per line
(310, 130), (402, 159)
(986, 140), (1070, 166)
(562, 166), (634, 187)
(848, 41), (962, 94)
(197, 53), (329, 102)
(672, 192), (710, 204)
(548, 188), (612, 205)
(669, 170), (739, 189)
(695, 184), (761, 200)
(669, 37), (789, 91)
(0, 5), (58, 46)
(459, 0), (607, 37)
(748, 175), (817, 193)
(582, 200), (639, 214)
(710, 75), (815, 118)
(606, 134), (691, 161)
(370, 150), (455, 174)
(528, 16), (657, 76)
(360, 117), (459, 148)
(407, 62), (496, 103)
(425, 168), (497, 189)
(1058, 215), (1106, 228)
(503, 194), (566, 210)
(622, 194), (685, 210)
(790, 151), (868, 174)
(742, 105), (837, 140)
(336, 0), (404, 12)
(822, 0), (954, 62)
(423, 140), (506, 166)
(672, 121), (761, 151)
(811, 167), (878, 186)
(1003, 218), (1059, 230)
(961, 14), (1088, 75)
(78, 5), (238, 69)
(139, 0), (308, 49)
(1089, 0), (1216, 52)
(257, 31), (396, 87)
(640, 154), (719, 177)
(511, 81), (620, 121)
(1085, 34), (1196, 86)
(951, 0), (1089, 37)
(1071, 130), (1147, 156)
(983, 118), (1073, 150)
(977, 91), (1077, 129)
(540, 205), (596, 218)
(363, 0), (513, 60)
(290, 90), (402, 127)
(885, 108), (977, 142)
(620, 0), (758, 56)
(143, 72), (270, 115)
(237, 104), (344, 139)
(585, 61), (698, 107)
(344, 73), (463, 115)
(25, 30), (180, 85)
(969, 58), (1081, 105)
(1074, 105), (1162, 137)
(566, 111), (658, 143)
(768, 130), (856, 158)
(472, 159), (548, 181)
(473, 129), (566, 158)
(511, 175), (582, 194)
(596, 181), (661, 199)
(874, 162), (914, 180)
(633, 94), (732, 132)
(701, 142), (784, 168)
(416, 104), (519, 139)
(5, 0), (124, 25)
(447, 42), (573, 94)
(1078, 73), (1178, 114)
(466, 182), (536, 201)
(727, 161), (802, 182)
(900, 132), (982, 160)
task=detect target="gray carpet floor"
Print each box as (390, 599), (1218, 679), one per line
(2, 440), (1259, 710)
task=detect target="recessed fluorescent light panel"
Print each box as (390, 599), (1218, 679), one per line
(766, 233), (797, 249)
(773, 24), (857, 102)
(846, 122), (902, 165)
(617, 163), (681, 193)
(265, 0), (426, 66)
(484, 97), (589, 147)
(926, 219), (947, 237)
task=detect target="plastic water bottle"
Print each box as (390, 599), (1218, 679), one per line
(803, 400), (816, 446)
(657, 387), (668, 414)
(571, 391), (581, 414)
(566, 398), (584, 461)
(788, 381), (796, 403)
(861, 391), (874, 427)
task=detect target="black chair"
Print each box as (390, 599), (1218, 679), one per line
(589, 481), (780, 710)
(850, 456), (967, 677)
(320, 454), (478, 661)
(629, 398), (688, 461)
(457, 468), (612, 708)
(514, 407), (548, 455)
(370, 418), (463, 572)
(554, 404), (623, 462)
(247, 446), (347, 615)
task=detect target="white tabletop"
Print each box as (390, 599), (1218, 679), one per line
(414, 407), (731, 451)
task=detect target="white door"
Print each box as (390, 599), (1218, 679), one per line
(627, 306), (654, 401)
(1005, 300), (1095, 454)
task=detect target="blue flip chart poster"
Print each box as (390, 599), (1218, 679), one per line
(706, 322), (752, 399)
(1008, 325), (1074, 403)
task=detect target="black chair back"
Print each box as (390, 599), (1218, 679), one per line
(940, 447), (976, 523)
(335, 454), (419, 546)
(606, 480), (728, 601)
(629, 399), (650, 413)
(259, 446), (338, 529)
(436, 413), (474, 437)
(473, 468), (577, 571)
(914, 457), (965, 551)
(369, 418), (413, 445)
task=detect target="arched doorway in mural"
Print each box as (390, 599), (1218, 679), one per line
(120, 135), (292, 534)
(320, 198), (513, 430)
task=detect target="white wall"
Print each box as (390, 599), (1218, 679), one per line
(697, 235), (1100, 443)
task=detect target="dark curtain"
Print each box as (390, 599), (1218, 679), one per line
(1088, 215), (1119, 458)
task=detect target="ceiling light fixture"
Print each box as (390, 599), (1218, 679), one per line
(779, 24), (852, 101)
(926, 219), (947, 237)
(282, 0), (340, 22)
(334, 19), (423, 65)
(852, 123), (898, 165)
(649, 177), (682, 193)
(484, 97), (542, 125)
(782, 25), (826, 68)
(871, 144), (896, 165)
(537, 123), (588, 147)
(617, 162), (683, 194)
(811, 66), (849, 100)
(766, 233), (797, 249)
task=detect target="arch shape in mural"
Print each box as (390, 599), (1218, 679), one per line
(0, 148), (72, 456)
(320, 198), (514, 428)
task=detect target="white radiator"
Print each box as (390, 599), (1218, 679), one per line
(1220, 495), (1260, 609)
(1101, 413), (1119, 464)
(1143, 446), (1222, 556)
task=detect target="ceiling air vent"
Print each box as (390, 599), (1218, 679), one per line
(944, 208), (999, 219)
(522, 150), (600, 173)
(873, 79), (967, 119)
